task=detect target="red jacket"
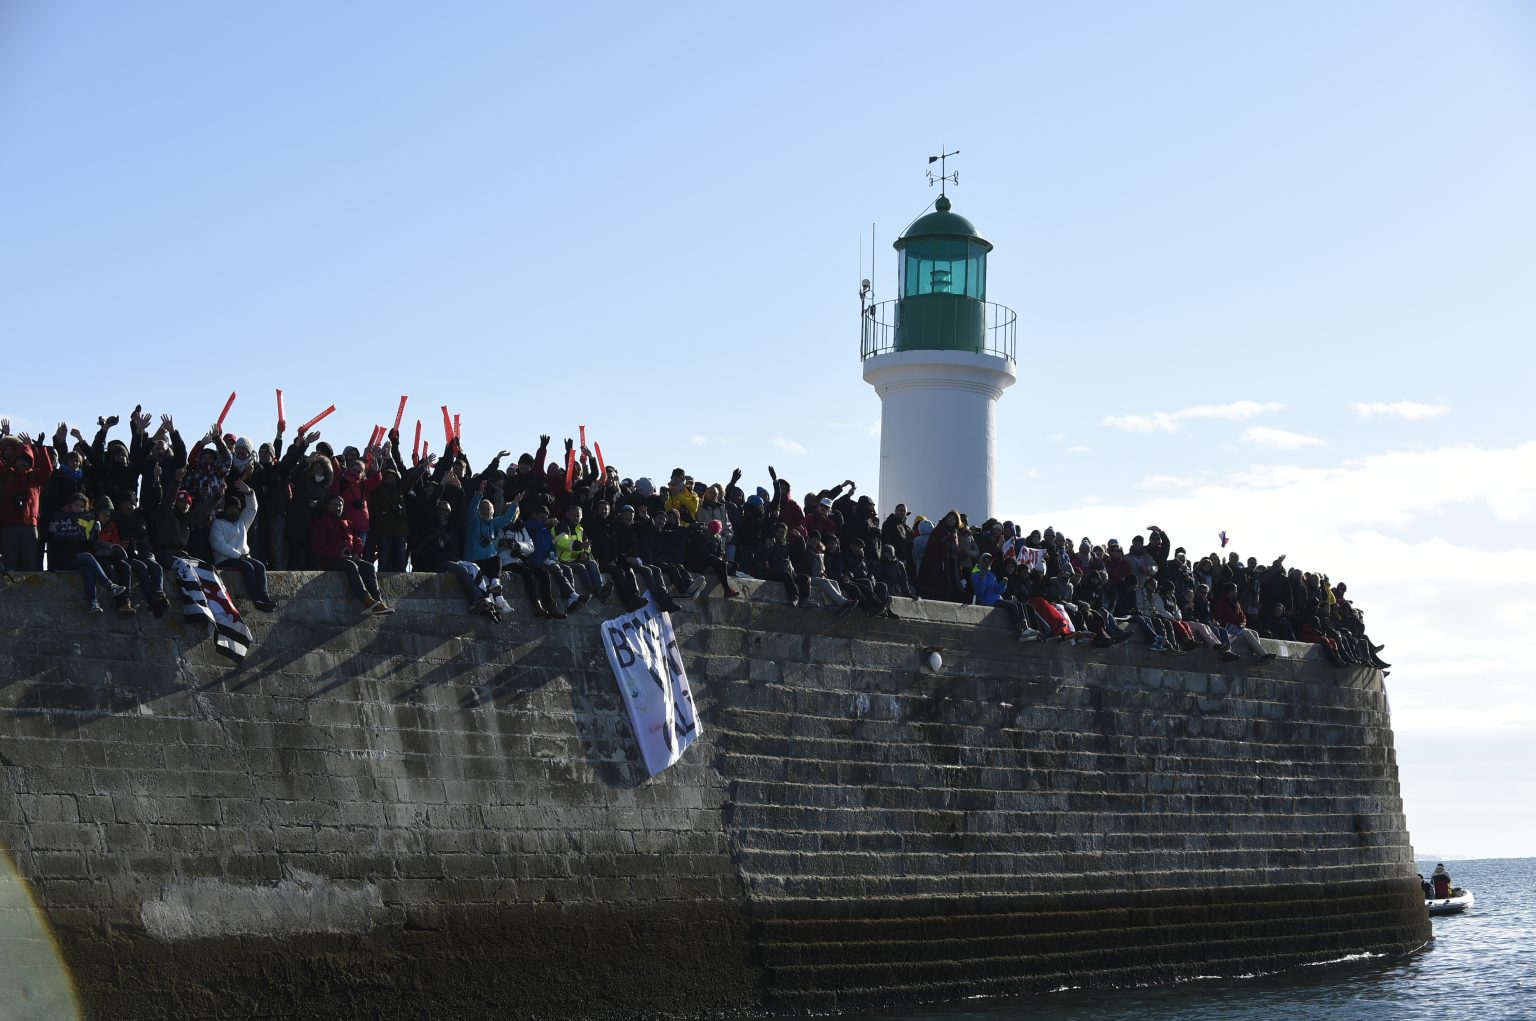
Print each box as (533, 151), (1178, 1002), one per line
(309, 513), (361, 562)
(0, 443), (53, 527)
(332, 467), (382, 536)
(1213, 595), (1249, 628)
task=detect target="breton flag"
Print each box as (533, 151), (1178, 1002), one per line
(600, 594), (701, 777)
(170, 556), (255, 662)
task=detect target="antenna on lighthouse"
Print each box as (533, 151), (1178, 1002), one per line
(859, 223), (877, 314)
(927, 148), (960, 197)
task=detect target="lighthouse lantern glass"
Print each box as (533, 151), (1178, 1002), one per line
(900, 240), (987, 300)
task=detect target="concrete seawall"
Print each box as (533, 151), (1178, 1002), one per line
(0, 572), (1430, 1018)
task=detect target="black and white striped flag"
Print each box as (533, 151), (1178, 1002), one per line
(170, 556), (255, 662)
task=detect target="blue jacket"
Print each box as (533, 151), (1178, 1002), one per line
(970, 566), (1006, 607)
(525, 517), (558, 564)
(463, 499), (519, 561)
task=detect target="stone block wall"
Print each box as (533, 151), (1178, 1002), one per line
(0, 571), (1429, 1018)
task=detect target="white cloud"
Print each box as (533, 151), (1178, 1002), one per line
(771, 437), (807, 456)
(1139, 474), (1198, 489)
(1004, 440), (1536, 771)
(1066, 444), (1092, 454)
(1102, 400), (1284, 433)
(1354, 401), (1449, 420)
(1242, 426), (1324, 449)
(690, 434), (707, 446)
(1392, 704), (1536, 736)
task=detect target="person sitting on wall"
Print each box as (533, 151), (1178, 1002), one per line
(46, 492), (125, 613)
(1330, 581), (1390, 673)
(555, 504), (614, 601)
(683, 518), (739, 599)
(873, 543), (914, 601)
(524, 501), (588, 615)
(310, 494), (393, 616)
(1160, 579), (1237, 660)
(210, 479), (279, 613)
(652, 507), (695, 597)
(1074, 599), (1131, 647)
(761, 521), (810, 608)
(1209, 582), (1278, 663)
(1134, 576), (1185, 654)
(606, 503), (682, 613)
(99, 491), (170, 618)
(804, 534), (857, 616)
(841, 539), (896, 619)
(1259, 601), (1297, 642)
(971, 552), (1039, 642)
(462, 479), (521, 606)
(500, 510), (568, 619)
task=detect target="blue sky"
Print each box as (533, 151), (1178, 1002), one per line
(3, 1), (1534, 856)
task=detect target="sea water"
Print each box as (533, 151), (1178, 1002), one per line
(838, 857), (1534, 1021)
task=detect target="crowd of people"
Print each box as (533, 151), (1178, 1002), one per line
(0, 409), (1388, 672)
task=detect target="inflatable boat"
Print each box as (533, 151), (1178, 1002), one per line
(1426, 888), (1474, 916)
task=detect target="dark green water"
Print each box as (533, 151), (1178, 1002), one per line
(836, 858), (1531, 1021)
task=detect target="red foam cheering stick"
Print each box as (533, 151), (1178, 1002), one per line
(413, 419), (422, 460)
(453, 414), (461, 441)
(594, 442), (606, 478)
(296, 404), (336, 435)
(393, 395), (408, 433)
(276, 388), (285, 424)
(441, 405), (454, 446)
(215, 391), (237, 431)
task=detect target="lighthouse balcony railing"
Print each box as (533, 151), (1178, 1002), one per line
(859, 299), (1017, 363)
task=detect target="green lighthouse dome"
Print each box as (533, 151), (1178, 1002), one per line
(897, 194), (992, 249)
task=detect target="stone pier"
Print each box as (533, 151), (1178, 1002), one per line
(0, 572), (1429, 1018)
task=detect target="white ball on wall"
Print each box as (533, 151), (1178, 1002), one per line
(927, 651), (942, 672)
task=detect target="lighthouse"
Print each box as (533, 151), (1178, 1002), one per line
(861, 192), (1017, 522)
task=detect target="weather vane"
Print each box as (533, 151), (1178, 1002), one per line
(926, 148), (959, 196)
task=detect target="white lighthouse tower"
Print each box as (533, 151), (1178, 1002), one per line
(861, 190), (1016, 522)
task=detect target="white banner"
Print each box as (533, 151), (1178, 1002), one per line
(601, 595), (701, 777)
(1002, 538), (1046, 571)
